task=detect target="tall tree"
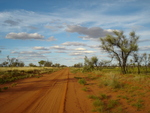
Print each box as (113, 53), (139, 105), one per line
(100, 30), (139, 74)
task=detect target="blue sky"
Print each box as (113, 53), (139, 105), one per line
(0, 0), (150, 66)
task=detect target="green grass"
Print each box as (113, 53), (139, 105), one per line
(107, 99), (119, 109)
(82, 87), (88, 91)
(93, 99), (104, 107)
(99, 93), (108, 100)
(3, 86), (9, 90)
(88, 95), (99, 100)
(11, 83), (17, 87)
(132, 99), (144, 111)
(74, 76), (82, 79)
(78, 78), (87, 85)
(0, 67), (60, 84)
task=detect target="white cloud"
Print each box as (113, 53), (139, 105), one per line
(55, 51), (67, 53)
(50, 45), (67, 50)
(69, 50), (95, 56)
(139, 46), (150, 51)
(5, 32), (44, 40)
(62, 42), (87, 46)
(69, 53), (83, 56)
(46, 36), (57, 41)
(75, 48), (86, 51)
(33, 46), (49, 50)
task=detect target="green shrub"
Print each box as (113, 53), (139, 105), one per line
(82, 87), (88, 91)
(74, 76), (82, 79)
(99, 93), (108, 100)
(107, 99), (119, 109)
(88, 95), (99, 100)
(132, 99), (144, 111)
(93, 99), (105, 112)
(78, 78), (87, 85)
(93, 99), (104, 107)
(11, 83), (17, 87)
(3, 87), (9, 90)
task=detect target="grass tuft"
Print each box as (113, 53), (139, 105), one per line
(78, 78), (87, 85)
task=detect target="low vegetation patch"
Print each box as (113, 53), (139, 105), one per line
(82, 87), (88, 91)
(78, 78), (87, 85)
(0, 67), (59, 84)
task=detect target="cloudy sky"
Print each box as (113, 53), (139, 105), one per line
(0, 0), (150, 66)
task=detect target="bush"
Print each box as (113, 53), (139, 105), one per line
(88, 95), (99, 100)
(107, 99), (119, 109)
(78, 79), (87, 85)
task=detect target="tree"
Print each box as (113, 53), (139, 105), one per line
(91, 56), (98, 67)
(142, 53), (150, 74)
(100, 30), (139, 74)
(38, 60), (46, 67)
(74, 63), (83, 67)
(133, 53), (143, 74)
(44, 61), (53, 67)
(54, 63), (60, 67)
(83, 56), (99, 71)
(29, 63), (37, 67)
(7, 56), (24, 67)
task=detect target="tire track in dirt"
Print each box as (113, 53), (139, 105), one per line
(0, 68), (69, 113)
(64, 72), (93, 113)
(0, 68), (94, 113)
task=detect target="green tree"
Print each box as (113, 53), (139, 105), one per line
(74, 63), (83, 67)
(100, 30), (139, 74)
(91, 56), (98, 67)
(83, 56), (99, 71)
(7, 56), (24, 67)
(44, 61), (53, 67)
(29, 63), (37, 67)
(142, 53), (150, 74)
(38, 60), (46, 67)
(133, 53), (143, 74)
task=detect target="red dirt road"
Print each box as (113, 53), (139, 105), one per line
(0, 68), (92, 113)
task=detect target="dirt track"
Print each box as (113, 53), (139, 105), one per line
(0, 68), (92, 113)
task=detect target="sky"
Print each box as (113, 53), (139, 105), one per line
(0, 0), (150, 66)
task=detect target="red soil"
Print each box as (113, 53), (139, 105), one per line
(0, 68), (93, 113)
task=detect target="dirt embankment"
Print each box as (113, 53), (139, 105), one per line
(0, 68), (93, 113)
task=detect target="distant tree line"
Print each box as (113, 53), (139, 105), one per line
(0, 56), (67, 67)
(0, 56), (25, 67)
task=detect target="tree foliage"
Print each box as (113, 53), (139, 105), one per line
(0, 56), (24, 67)
(83, 56), (99, 71)
(100, 30), (139, 74)
(38, 60), (53, 67)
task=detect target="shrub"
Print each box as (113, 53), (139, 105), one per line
(11, 83), (17, 87)
(88, 95), (99, 100)
(99, 93), (108, 100)
(132, 99), (144, 111)
(82, 87), (88, 91)
(93, 99), (105, 112)
(3, 87), (9, 90)
(93, 99), (104, 107)
(107, 99), (119, 109)
(78, 78), (87, 85)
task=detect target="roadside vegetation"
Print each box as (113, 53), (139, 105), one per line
(0, 67), (61, 84)
(72, 30), (150, 112)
